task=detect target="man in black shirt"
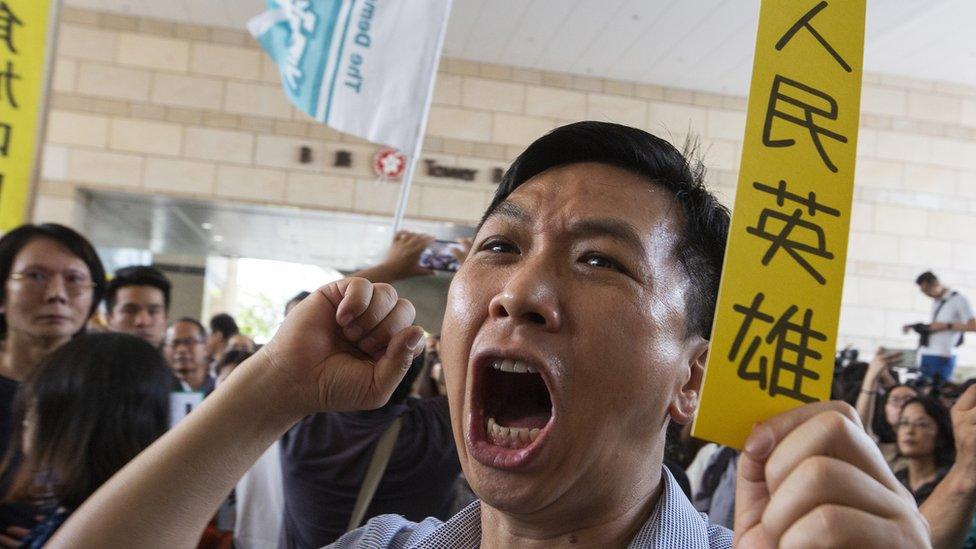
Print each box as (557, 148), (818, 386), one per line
(279, 354), (459, 546)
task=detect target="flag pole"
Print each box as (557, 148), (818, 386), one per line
(390, 142), (421, 234)
(390, 0), (453, 233)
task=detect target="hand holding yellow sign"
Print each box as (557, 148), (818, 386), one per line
(693, 0), (866, 449)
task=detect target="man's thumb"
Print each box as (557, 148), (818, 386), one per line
(372, 326), (426, 398)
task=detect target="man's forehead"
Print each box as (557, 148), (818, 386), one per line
(170, 322), (199, 335)
(119, 285), (164, 300)
(486, 165), (683, 237)
(16, 245), (87, 269)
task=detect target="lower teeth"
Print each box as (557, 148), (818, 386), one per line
(487, 417), (541, 448)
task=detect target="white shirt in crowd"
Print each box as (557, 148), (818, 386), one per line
(234, 440), (285, 549)
(923, 290), (975, 357)
(685, 443), (719, 498)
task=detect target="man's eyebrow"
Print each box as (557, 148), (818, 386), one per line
(568, 218), (647, 256)
(483, 202), (647, 255)
(485, 200), (530, 224)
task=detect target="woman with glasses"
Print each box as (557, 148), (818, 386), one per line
(0, 223), (105, 465)
(0, 224), (105, 541)
(895, 396), (956, 504)
(855, 348), (921, 471)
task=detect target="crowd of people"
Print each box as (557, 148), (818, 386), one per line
(0, 122), (973, 547)
(687, 272), (976, 544)
(0, 219), (462, 547)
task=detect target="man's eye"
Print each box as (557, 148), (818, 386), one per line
(582, 253), (622, 271)
(480, 239), (518, 254)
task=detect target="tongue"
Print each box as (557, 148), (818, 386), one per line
(496, 413), (549, 430)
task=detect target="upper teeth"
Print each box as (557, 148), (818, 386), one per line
(490, 359), (537, 373)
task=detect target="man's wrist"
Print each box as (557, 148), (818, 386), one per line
(234, 349), (310, 424)
(350, 262), (398, 284)
(862, 374), (881, 390)
(375, 261), (401, 281)
(943, 464), (976, 496)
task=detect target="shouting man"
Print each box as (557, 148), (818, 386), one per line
(49, 123), (928, 548)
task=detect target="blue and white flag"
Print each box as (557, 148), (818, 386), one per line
(248, 0), (452, 154)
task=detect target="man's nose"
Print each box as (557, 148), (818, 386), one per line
(135, 309), (151, 326)
(488, 256), (562, 332)
(43, 274), (69, 303)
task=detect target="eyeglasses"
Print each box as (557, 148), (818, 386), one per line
(9, 269), (96, 297)
(166, 337), (205, 349)
(887, 396), (916, 407)
(896, 420), (937, 431)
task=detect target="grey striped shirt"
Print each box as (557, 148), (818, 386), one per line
(329, 467), (733, 548)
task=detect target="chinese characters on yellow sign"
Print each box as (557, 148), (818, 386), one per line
(0, 1), (54, 231)
(693, 0), (866, 449)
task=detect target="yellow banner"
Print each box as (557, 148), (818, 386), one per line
(693, 0), (866, 449)
(0, 0), (54, 231)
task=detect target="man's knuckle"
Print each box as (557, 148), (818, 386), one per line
(397, 298), (416, 316)
(812, 506), (844, 544)
(819, 409), (854, 433)
(829, 401), (859, 423)
(796, 455), (833, 484)
(374, 283), (397, 302)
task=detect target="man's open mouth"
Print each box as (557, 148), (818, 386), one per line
(481, 358), (553, 450)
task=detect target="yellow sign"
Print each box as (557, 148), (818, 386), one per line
(0, 0), (55, 231)
(693, 0), (866, 449)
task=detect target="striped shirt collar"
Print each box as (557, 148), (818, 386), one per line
(412, 467), (731, 548)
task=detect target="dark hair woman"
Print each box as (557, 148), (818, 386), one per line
(0, 224), (106, 461)
(3, 333), (170, 547)
(0, 223), (107, 545)
(895, 396), (955, 505)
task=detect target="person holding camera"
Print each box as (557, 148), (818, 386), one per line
(903, 272), (975, 383)
(856, 348), (918, 471)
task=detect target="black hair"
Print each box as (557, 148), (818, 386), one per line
(482, 121), (730, 338)
(962, 378), (976, 394)
(209, 313), (239, 339)
(216, 349), (252, 375)
(915, 271), (938, 286)
(173, 317), (207, 340)
(898, 397), (955, 468)
(285, 291), (311, 315)
(874, 383), (919, 443)
(0, 223), (106, 338)
(104, 265), (172, 312)
(4, 333), (171, 509)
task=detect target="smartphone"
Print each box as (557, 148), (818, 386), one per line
(892, 348), (918, 371)
(418, 239), (464, 272)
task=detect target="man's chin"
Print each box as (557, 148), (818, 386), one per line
(31, 324), (76, 339)
(464, 466), (555, 515)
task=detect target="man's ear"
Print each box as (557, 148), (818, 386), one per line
(668, 338), (708, 425)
